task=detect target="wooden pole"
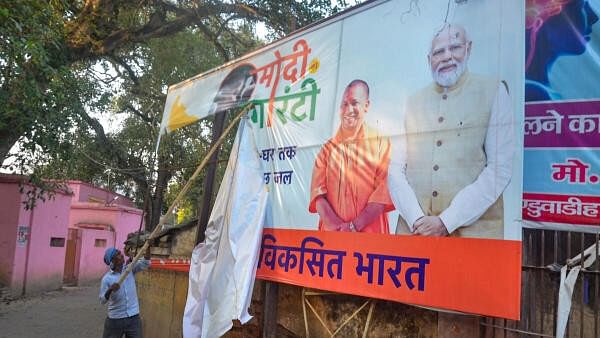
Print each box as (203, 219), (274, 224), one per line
(262, 281), (279, 338)
(116, 103), (252, 285)
(195, 109), (228, 245)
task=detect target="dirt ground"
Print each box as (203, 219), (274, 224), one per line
(0, 282), (105, 338)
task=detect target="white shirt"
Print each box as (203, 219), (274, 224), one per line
(99, 259), (150, 319)
(388, 83), (515, 234)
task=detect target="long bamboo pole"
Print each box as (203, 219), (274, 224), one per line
(117, 103), (253, 285)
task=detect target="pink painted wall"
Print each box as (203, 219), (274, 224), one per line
(0, 176), (143, 294)
(0, 183), (21, 290)
(69, 203), (143, 284)
(76, 228), (115, 284)
(114, 208), (143, 250)
(68, 181), (134, 208)
(16, 188), (71, 295)
(20, 189), (71, 293)
(69, 204), (143, 250)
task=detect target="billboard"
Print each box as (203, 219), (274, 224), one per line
(161, 0), (524, 319)
(523, 0), (600, 231)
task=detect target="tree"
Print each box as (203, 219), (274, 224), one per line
(2, 0), (353, 226)
(1, 0), (350, 167)
(36, 25), (255, 229)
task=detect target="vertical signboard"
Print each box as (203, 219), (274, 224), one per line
(523, 0), (600, 230)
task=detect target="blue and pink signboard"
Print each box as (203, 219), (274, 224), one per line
(523, 0), (600, 230)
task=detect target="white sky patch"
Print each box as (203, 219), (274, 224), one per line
(89, 61), (128, 134)
(255, 21), (269, 41)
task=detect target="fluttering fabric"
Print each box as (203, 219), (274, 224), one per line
(182, 119), (268, 338)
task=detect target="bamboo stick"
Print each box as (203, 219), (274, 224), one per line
(117, 103), (253, 285)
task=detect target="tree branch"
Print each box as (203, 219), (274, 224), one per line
(67, 1), (259, 60)
(123, 103), (155, 124)
(106, 54), (140, 87)
(78, 109), (148, 182)
(196, 22), (230, 61)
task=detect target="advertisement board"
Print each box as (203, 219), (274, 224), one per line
(523, 0), (600, 232)
(162, 0), (524, 319)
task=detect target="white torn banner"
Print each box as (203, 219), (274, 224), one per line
(556, 241), (598, 338)
(183, 118), (268, 338)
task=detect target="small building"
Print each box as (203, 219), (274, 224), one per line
(65, 181), (143, 285)
(0, 175), (72, 297)
(0, 175), (143, 297)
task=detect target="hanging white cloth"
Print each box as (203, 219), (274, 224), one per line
(183, 118), (268, 338)
(556, 241), (598, 338)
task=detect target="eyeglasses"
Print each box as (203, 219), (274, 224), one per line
(430, 43), (467, 60)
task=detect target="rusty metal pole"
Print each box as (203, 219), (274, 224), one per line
(195, 110), (228, 244)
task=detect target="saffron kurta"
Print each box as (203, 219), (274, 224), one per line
(309, 124), (394, 233)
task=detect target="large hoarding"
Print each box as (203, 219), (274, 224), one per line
(161, 0), (524, 319)
(523, 0), (600, 232)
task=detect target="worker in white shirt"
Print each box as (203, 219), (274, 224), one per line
(388, 23), (515, 239)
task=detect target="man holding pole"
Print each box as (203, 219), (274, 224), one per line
(100, 247), (151, 338)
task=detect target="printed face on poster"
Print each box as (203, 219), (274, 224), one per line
(161, 0), (524, 319)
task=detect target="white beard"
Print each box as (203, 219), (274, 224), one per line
(432, 60), (467, 87)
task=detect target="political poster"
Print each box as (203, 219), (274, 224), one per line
(17, 225), (28, 247)
(162, 0), (524, 319)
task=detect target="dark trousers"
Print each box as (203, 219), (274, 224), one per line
(103, 314), (142, 338)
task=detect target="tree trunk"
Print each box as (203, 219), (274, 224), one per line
(0, 132), (20, 167)
(148, 163), (171, 232)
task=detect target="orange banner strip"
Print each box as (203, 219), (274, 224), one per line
(256, 228), (521, 320)
(149, 259), (190, 273)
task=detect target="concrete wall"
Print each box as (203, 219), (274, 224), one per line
(114, 208), (143, 249)
(136, 272), (444, 338)
(68, 183), (142, 287)
(137, 269), (189, 338)
(76, 228), (115, 284)
(69, 204), (142, 285)
(137, 269), (263, 338)
(70, 204), (119, 229)
(0, 177), (143, 296)
(69, 181), (134, 207)
(170, 227), (198, 258)
(14, 187), (71, 295)
(70, 205), (142, 250)
(0, 183), (21, 289)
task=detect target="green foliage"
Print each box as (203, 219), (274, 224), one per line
(1, 0), (356, 221)
(246, 0), (352, 39)
(0, 0), (77, 162)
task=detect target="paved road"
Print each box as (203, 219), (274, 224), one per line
(0, 284), (105, 338)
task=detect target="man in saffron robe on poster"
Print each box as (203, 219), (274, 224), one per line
(309, 80), (394, 233)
